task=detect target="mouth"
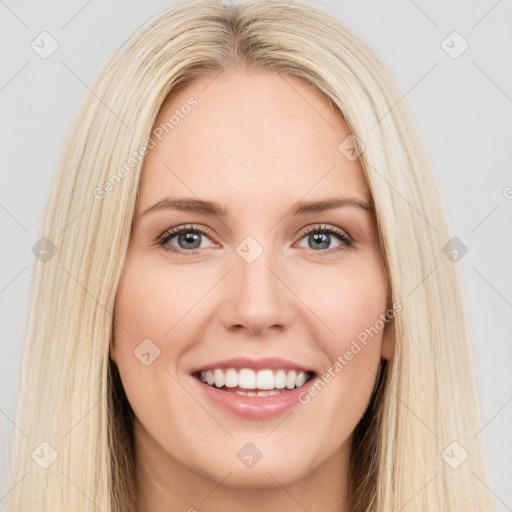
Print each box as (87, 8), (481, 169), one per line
(189, 357), (319, 419)
(192, 368), (317, 397)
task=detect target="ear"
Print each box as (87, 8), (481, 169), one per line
(380, 318), (395, 361)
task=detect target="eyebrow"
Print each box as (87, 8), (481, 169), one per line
(141, 196), (374, 218)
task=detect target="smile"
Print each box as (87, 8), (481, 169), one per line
(194, 368), (314, 396)
(190, 358), (318, 419)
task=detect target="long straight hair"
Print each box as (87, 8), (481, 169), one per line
(3, 1), (496, 510)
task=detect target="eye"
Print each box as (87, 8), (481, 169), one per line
(156, 223), (353, 256)
(295, 224), (353, 255)
(157, 224), (217, 254)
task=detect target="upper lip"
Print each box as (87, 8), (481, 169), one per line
(190, 357), (317, 375)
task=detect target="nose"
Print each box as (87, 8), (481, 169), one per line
(219, 247), (295, 337)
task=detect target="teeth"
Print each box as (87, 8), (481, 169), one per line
(256, 369), (274, 390)
(286, 370), (297, 389)
(239, 368), (256, 389)
(296, 371), (308, 387)
(224, 368), (238, 388)
(198, 368), (311, 391)
(235, 390), (281, 397)
(274, 369), (287, 388)
(206, 371), (215, 386)
(214, 369), (225, 388)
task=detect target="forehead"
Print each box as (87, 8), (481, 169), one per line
(137, 68), (370, 214)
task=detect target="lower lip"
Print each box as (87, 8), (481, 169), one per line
(192, 375), (316, 420)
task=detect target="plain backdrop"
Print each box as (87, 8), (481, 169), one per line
(1, 0), (511, 509)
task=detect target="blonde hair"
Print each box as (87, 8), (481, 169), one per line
(3, 0), (496, 510)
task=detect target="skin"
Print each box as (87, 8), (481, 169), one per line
(110, 67), (394, 512)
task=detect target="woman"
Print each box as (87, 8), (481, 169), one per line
(3, 0), (496, 510)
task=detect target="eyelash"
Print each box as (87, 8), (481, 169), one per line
(156, 223), (353, 256)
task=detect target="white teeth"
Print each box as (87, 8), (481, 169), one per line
(286, 370), (297, 389)
(274, 369), (287, 389)
(234, 390), (281, 397)
(224, 368), (238, 388)
(256, 369), (274, 390)
(257, 390), (280, 396)
(214, 369), (224, 388)
(198, 368), (311, 391)
(238, 368), (256, 389)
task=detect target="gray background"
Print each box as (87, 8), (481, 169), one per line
(1, 0), (511, 508)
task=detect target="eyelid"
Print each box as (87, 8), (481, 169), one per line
(298, 223), (352, 241)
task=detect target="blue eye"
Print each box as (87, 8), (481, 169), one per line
(157, 224), (216, 253)
(297, 224), (353, 254)
(157, 223), (353, 256)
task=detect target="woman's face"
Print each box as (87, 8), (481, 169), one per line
(111, 68), (393, 499)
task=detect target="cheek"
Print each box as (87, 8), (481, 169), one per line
(111, 256), (203, 433)
(300, 259), (387, 397)
(306, 259), (388, 347)
(112, 255), (190, 367)
(116, 250), (197, 320)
